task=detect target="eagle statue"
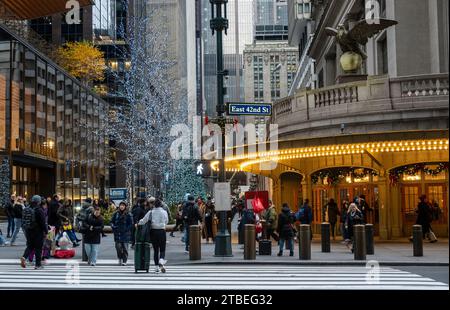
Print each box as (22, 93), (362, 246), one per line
(326, 19), (398, 59)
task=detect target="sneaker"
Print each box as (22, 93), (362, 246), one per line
(430, 239), (438, 243)
(122, 262), (127, 266)
(20, 257), (26, 268)
(154, 266), (160, 273)
(289, 252), (294, 257)
(90, 263), (96, 266)
(277, 252), (282, 257)
(159, 258), (167, 265)
(34, 265), (43, 270)
(184, 250), (189, 254)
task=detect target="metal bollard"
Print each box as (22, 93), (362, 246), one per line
(321, 222), (331, 253)
(82, 237), (88, 262)
(412, 225), (423, 257)
(365, 224), (375, 255)
(299, 224), (311, 260)
(189, 225), (201, 260)
(353, 225), (366, 260)
(244, 224), (256, 260)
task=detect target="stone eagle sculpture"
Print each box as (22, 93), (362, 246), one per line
(325, 19), (398, 59)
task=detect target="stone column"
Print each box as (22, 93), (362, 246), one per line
(301, 177), (311, 204)
(377, 175), (389, 240)
(390, 183), (402, 238)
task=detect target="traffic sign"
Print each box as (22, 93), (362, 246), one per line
(227, 102), (272, 116)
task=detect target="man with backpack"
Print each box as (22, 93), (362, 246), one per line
(263, 200), (279, 241)
(296, 199), (313, 240)
(182, 195), (202, 253)
(20, 195), (48, 269)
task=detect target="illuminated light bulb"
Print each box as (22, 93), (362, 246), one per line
(374, 149), (379, 152)
(412, 147), (415, 151)
(387, 143), (391, 147)
(401, 147), (405, 151)
(439, 146), (443, 150)
(427, 141), (431, 145)
(433, 146), (437, 150)
(391, 148), (394, 152)
(422, 141), (426, 145)
(382, 143), (386, 147)
(434, 141), (437, 145)
(399, 142), (403, 146)
(416, 142), (420, 146)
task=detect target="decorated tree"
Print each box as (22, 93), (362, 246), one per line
(56, 41), (105, 86)
(165, 159), (206, 206)
(0, 156), (10, 208)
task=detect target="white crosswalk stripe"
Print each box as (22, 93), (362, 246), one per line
(0, 264), (447, 290)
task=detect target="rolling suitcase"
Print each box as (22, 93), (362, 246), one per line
(134, 224), (151, 273)
(258, 240), (272, 255)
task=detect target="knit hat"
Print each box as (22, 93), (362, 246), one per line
(187, 195), (195, 201)
(119, 201), (128, 207)
(31, 195), (42, 204)
(148, 196), (156, 203)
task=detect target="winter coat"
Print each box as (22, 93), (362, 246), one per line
(277, 206), (295, 239)
(131, 203), (146, 224)
(297, 203), (313, 225)
(202, 201), (217, 238)
(263, 206), (278, 230)
(5, 200), (14, 217)
(111, 210), (133, 243)
(416, 202), (432, 226)
(239, 209), (256, 231)
(182, 202), (202, 226)
(150, 207), (169, 230)
(322, 201), (340, 224)
(28, 203), (48, 235)
(83, 214), (104, 244)
(57, 205), (74, 224)
(359, 199), (371, 223)
(12, 203), (24, 219)
(48, 199), (61, 227)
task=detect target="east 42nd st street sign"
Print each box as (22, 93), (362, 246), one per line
(227, 102), (272, 116)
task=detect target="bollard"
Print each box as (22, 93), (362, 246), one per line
(298, 224), (311, 260)
(353, 225), (366, 260)
(412, 225), (423, 257)
(189, 225), (201, 260)
(81, 237), (88, 262)
(365, 224), (375, 255)
(321, 222), (331, 253)
(244, 224), (256, 260)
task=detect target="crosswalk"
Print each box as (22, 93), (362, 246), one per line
(0, 263), (447, 290)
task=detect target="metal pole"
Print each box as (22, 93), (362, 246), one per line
(321, 222), (330, 252)
(412, 225), (423, 257)
(299, 224), (311, 260)
(244, 224), (256, 260)
(365, 224), (375, 255)
(189, 225), (201, 260)
(211, 0), (232, 257)
(353, 225), (366, 260)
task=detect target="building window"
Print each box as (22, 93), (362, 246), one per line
(287, 54), (297, 91)
(377, 37), (388, 75)
(270, 55), (280, 100)
(253, 56), (264, 102)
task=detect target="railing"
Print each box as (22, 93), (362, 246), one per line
(395, 74), (449, 97)
(17, 139), (57, 159)
(313, 84), (359, 107)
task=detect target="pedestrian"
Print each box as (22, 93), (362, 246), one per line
(131, 198), (146, 249)
(323, 198), (340, 240)
(430, 199), (442, 221)
(57, 199), (80, 247)
(139, 199), (168, 273)
(170, 202), (184, 237)
(202, 196), (216, 243)
(358, 195), (372, 223)
(83, 206), (104, 266)
(111, 201), (133, 265)
(10, 196), (25, 246)
(296, 199), (313, 240)
(277, 203), (295, 256)
(263, 200), (279, 241)
(340, 198), (350, 242)
(5, 194), (16, 238)
(410, 195), (437, 243)
(344, 203), (363, 252)
(182, 195), (202, 253)
(48, 194), (62, 231)
(20, 195), (48, 269)
(0, 228), (9, 246)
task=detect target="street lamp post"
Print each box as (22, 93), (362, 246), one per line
(210, 0), (232, 257)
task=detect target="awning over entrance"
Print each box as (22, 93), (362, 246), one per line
(0, 0), (93, 20)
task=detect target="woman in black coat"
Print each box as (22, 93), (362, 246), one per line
(277, 203), (295, 257)
(83, 207), (104, 266)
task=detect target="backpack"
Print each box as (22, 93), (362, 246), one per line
(296, 208), (306, 221)
(22, 206), (36, 230)
(76, 207), (92, 232)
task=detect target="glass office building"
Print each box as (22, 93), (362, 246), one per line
(0, 25), (108, 207)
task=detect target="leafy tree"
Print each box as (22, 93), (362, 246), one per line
(57, 41), (105, 86)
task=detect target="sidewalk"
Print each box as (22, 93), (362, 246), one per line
(1, 222), (448, 266)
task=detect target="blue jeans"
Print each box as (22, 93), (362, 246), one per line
(279, 238), (294, 254)
(10, 218), (22, 244)
(85, 244), (100, 264)
(7, 216), (15, 236)
(0, 234), (7, 245)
